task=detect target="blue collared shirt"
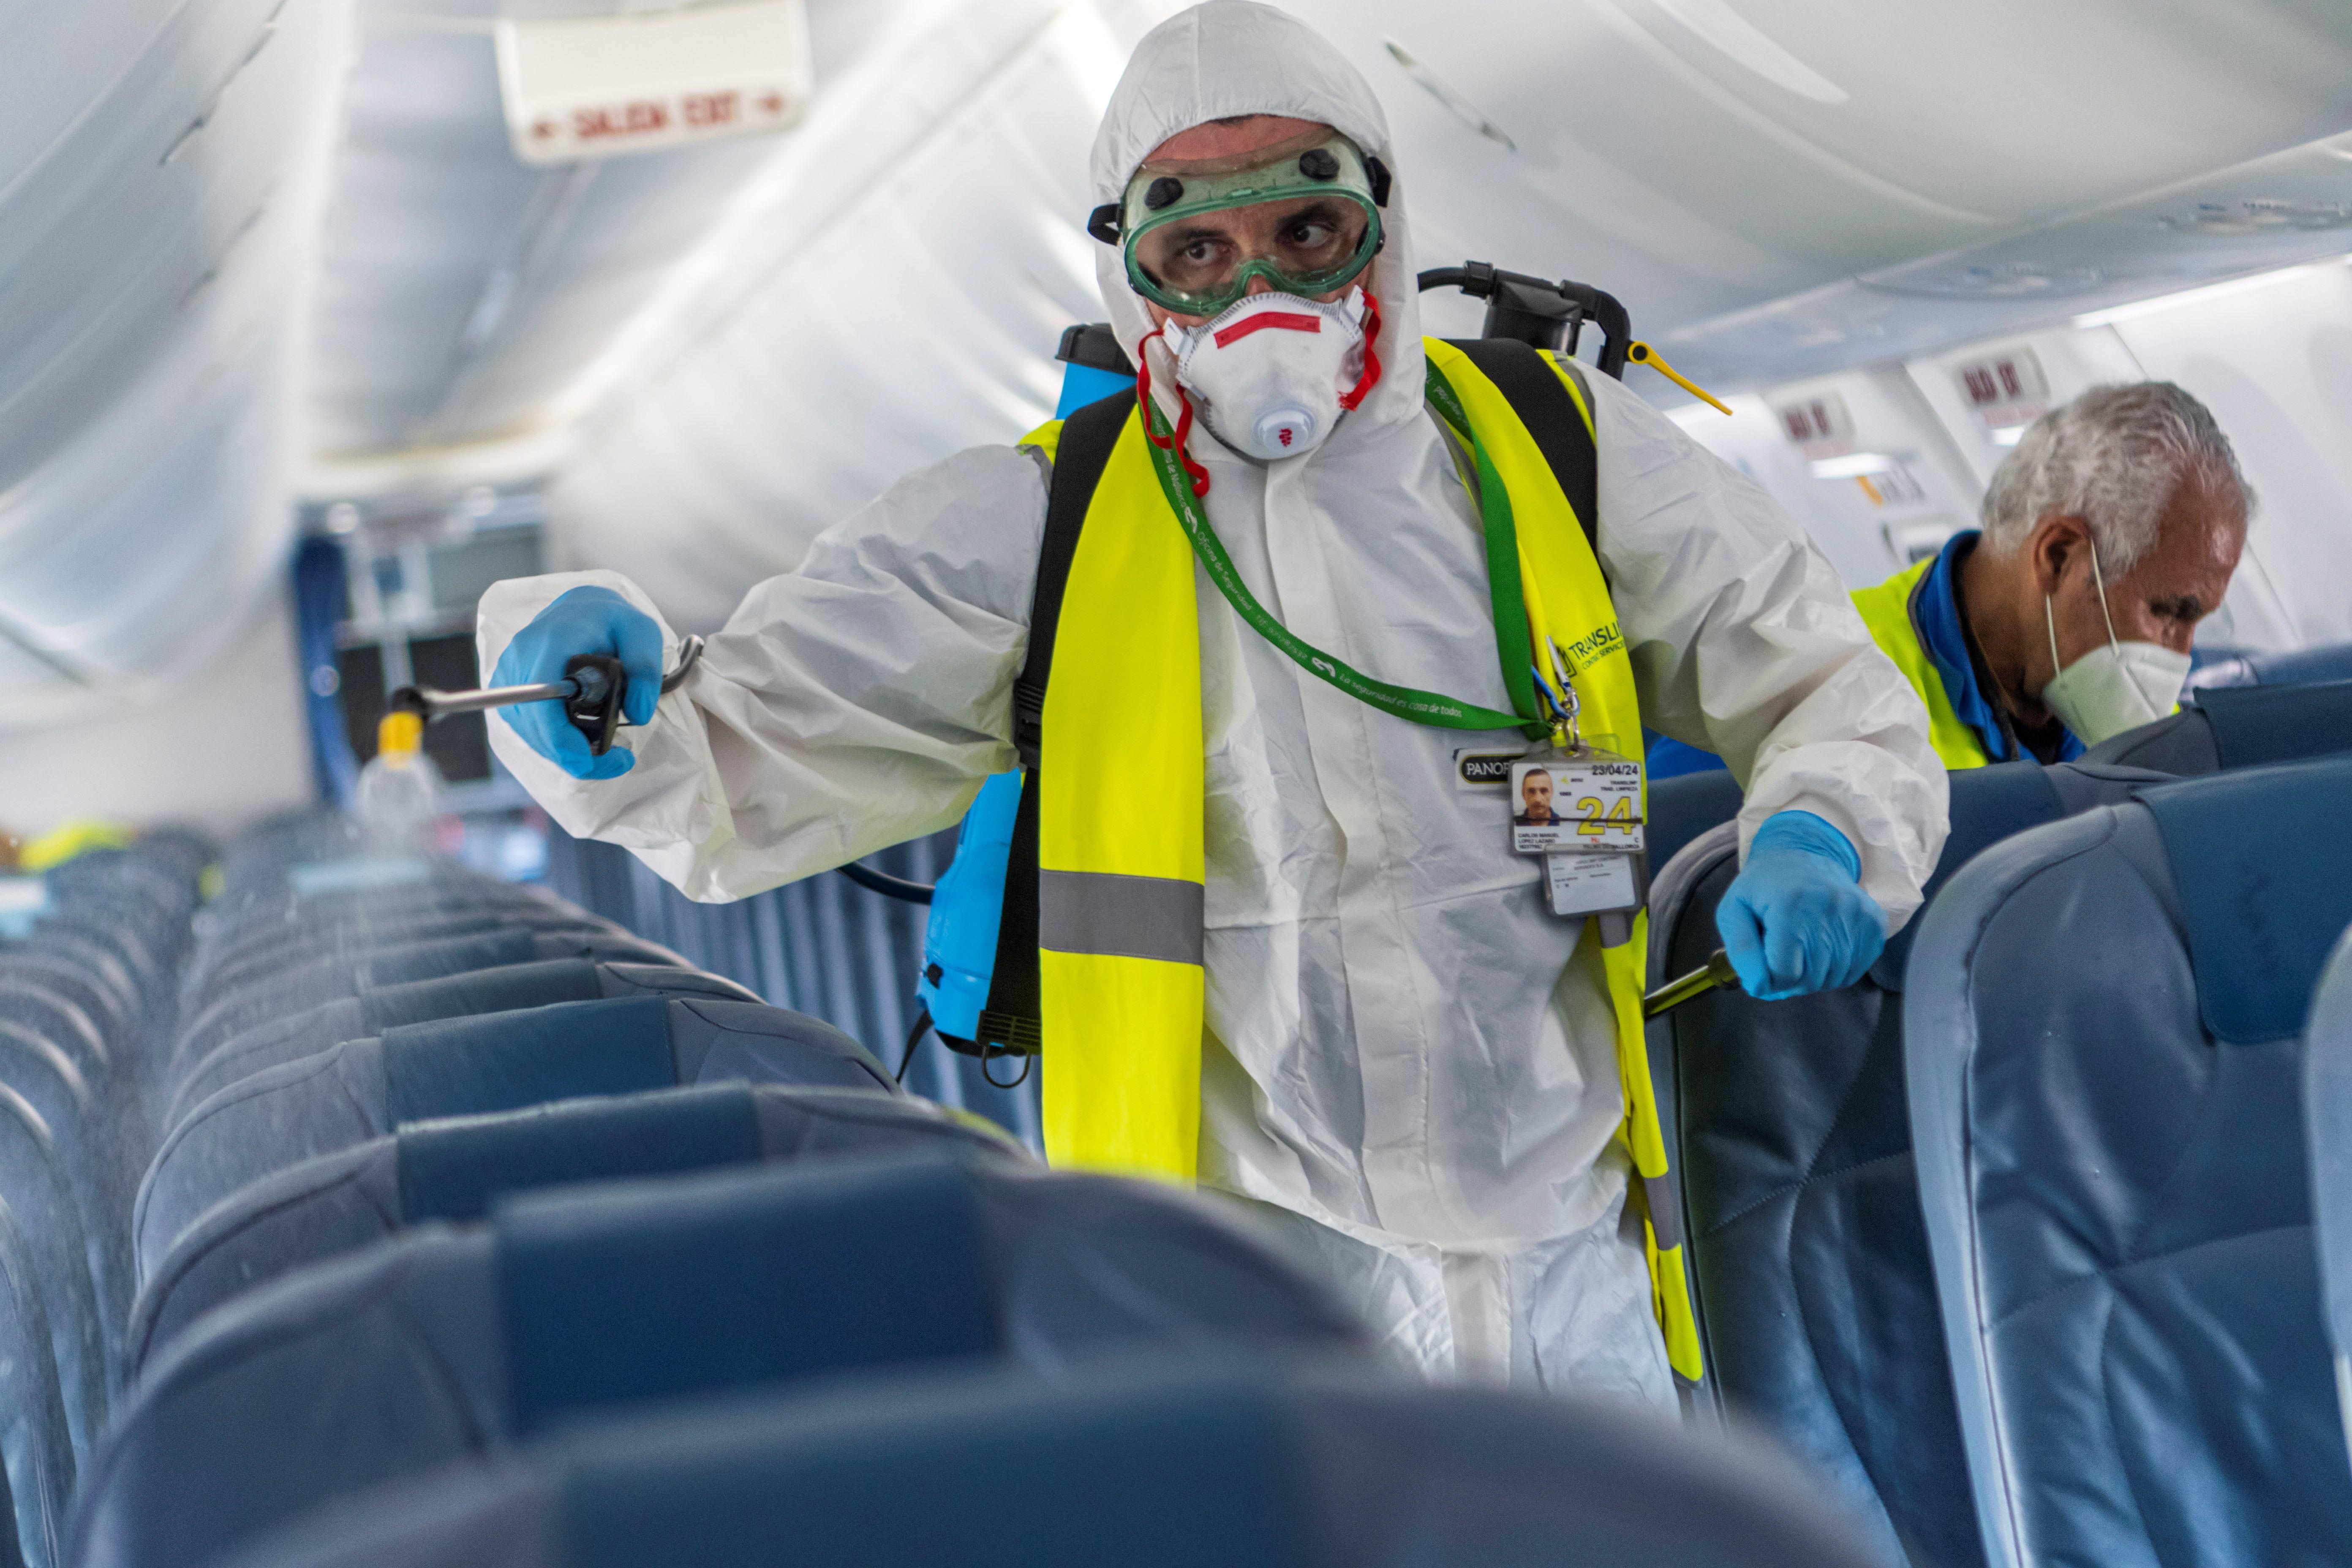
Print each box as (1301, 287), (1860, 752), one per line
(1913, 531), (2082, 765)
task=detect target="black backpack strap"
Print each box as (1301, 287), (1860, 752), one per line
(968, 387), (1136, 1057)
(1443, 338), (1601, 574)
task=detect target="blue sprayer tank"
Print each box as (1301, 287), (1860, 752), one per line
(915, 325), (1134, 1042)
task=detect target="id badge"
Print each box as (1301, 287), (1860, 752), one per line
(1546, 850), (1640, 917)
(1508, 748), (1644, 857)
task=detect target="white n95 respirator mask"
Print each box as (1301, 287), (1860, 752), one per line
(1166, 288), (1377, 462)
(2040, 538), (2191, 746)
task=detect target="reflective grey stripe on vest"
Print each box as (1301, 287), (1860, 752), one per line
(1038, 870), (1204, 966)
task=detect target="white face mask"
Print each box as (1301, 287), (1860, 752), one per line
(1166, 289), (1374, 462)
(2040, 537), (2191, 746)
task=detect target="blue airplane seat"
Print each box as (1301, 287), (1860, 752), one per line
(187, 881), (614, 990)
(187, 909), (642, 1020)
(1647, 766), (1745, 879)
(195, 881), (607, 966)
(2082, 678), (2352, 774)
(167, 960), (759, 1130)
(0, 964), (124, 1070)
(12, 934), (137, 1023)
(0, 986), (107, 1084)
(0, 1001), (138, 1380)
(77, 1155), (1370, 1568)
(171, 928), (684, 1075)
(0, 1088), (106, 1468)
(190, 870), (562, 962)
(2306, 928), (2352, 1474)
(135, 996), (891, 1277)
(27, 915), (166, 1013)
(2186, 637), (2352, 691)
(185, 912), (599, 1026)
(1646, 760), (2165, 1568)
(218, 1358), (1881, 1568)
(0, 1196), (74, 1568)
(128, 1085), (1021, 1372)
(1906, 755), (2352, 1567)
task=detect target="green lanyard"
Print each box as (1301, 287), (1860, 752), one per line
(1140, 360), (1551, 741)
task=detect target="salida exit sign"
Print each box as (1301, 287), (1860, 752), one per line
(495, 0), (811, 166)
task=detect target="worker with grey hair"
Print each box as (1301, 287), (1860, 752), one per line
(1851, 381), (2253, 762)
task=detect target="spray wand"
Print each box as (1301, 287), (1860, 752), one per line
(374, 636), (706, 760)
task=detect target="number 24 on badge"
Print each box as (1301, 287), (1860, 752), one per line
(1510, 758), (1643, 856)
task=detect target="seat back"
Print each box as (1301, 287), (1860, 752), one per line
(173, 929), (681, 1071)
(1906, 757), (2352, 1568)
(166, 961), (759, 1132)
(136, 999), (894, 1274)
(2189, 638), (2352, 690)
(2306, 930), (2352, 1469)
(129, 1087), (1018, 1370)
(84, 1158), (1369, 1568)
(226, 1362), (1885, 1568)
(2083, 679), (2352, 774)
(1647, 761), (2157, 1568)
(1647, 768), (1745, 879)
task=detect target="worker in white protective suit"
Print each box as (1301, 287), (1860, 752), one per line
(478, 0), (1948, 1410)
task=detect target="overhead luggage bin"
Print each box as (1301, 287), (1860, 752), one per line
(129, 1084), (1020, 1374)
(1646, 759), (2161, 1568)
(78, 1154), (1369, 1568)
(135, 996), (890, 1276)
(219, 1356), (1881, 1568)
(1907, 755), (2352, 1567)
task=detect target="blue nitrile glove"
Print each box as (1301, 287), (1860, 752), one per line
(1715, 810), (1888, 1000)
(490, 586), (664, 781)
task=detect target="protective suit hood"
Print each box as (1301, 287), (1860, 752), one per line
(1090, 1), (1428, 448)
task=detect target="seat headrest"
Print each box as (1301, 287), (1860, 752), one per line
(557, 1360), (1300, 1568)
(495, 1153), (997, 1434)
(2197, 680), (2352, 772)
(360, 958), (604, 1032)
(542, 1358), (1882, 1568)
(357, 930), (542, 990)
(1873, 762), (2063, 988)
(396, 1083), (762, 1223)
(2139, 754), (2352, 1044)
(382, 995), (676, 1125)
(2245, 642), (2352, 689)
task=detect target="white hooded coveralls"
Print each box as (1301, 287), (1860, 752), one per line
(479, 1), (1947, 1409)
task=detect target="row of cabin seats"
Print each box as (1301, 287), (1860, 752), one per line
(1641, 673), (2352, 1566)
(45, 814), (1884, 1568)
(0, 833), (211, 1568)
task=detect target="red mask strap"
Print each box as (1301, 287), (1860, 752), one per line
(1338, 287), (1383, 412)
(1135, 325), (1213, 498)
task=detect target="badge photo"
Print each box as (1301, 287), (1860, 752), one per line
(1511, 760), (1572, 852)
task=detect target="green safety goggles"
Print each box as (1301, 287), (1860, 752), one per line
(1086, 127), (1390, 318)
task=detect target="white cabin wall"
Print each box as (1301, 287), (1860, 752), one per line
(0, 595), (313, 844)
(2098, 263), (2352, 652)
(1671, 258), (2352, 656)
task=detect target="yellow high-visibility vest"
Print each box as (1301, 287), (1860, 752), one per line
(1851, 557), (1997, 770)
(1015, 337), (1702, 1381)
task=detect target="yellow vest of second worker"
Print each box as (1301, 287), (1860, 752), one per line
(1017, 337), (1701, 1382)
(1851, 556), (1996, 770)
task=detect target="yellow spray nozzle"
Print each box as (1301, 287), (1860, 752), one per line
(1626, 342), (1733, 416)
(376, 711), (425, 760)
